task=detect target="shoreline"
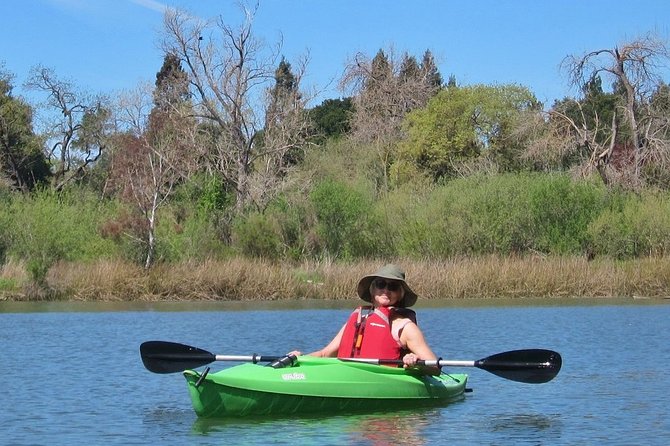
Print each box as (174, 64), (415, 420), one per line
(3, 256), (670, 302)
(2, 296), (669, 314)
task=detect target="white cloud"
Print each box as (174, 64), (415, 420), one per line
(130, 0), (171, 14)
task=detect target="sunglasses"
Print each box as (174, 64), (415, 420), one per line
(373, 279), (401, 292)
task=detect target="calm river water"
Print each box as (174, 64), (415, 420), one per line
(1, 298), (669, 445)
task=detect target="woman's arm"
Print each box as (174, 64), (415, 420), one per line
(399, 322), (441, 375)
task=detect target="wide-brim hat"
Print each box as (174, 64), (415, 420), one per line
(356, 264), (418, 307)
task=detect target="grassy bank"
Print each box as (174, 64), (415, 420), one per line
(2, 256), (670, 301)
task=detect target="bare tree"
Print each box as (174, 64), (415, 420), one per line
(110, 83), (198, 268)
(250, 58), (313, 209)
(341, 48), (440, 146)
(25, 66), (110, 190)
(561, 34), (670, 184)
(160, 4), (312, 212)
(340, 47), (442, 191)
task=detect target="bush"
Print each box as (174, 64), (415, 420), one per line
(588, 192), (670, 258)
(2, 189), (120, 283)
(264, 195), (313, 261)
(393, 173), (610, 258)
(232, 212), (283, 259)
(527, 174), (606, 253)
(162, 209), (232, 261)
(310, 179), (378, 259)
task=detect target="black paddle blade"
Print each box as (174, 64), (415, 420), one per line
(140, 341), (216, 374)
(475, 349), (562, 384)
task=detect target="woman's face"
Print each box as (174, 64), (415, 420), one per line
(371, 278), (404, 307)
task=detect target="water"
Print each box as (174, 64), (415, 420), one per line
(1, 299), (669, 445)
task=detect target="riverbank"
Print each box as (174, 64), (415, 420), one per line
(2, 255), (670, 301)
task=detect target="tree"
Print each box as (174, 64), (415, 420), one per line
(640, 81), (670, 187)
(399, 53), (421, 82)
(263, 57), (307, 168)
(421, 50), (442, 92)
(340, 47), (444, 191)
(247, 57), (313, 210)
(153, 52), (190, 110)
(397, 84), (539, 181)
(308, 97), (353, 141)
(344, 49), (396, 145)
(109, 78), (198, 268)
(24, 66), (111, 191)
(561, 34), (670, 186)
(161, 4), (312, 212)
(525, 77), (625, 184)
(0, 67), (50, 191)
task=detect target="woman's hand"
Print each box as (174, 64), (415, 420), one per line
(403, 352), (441, 375)
(287, 350), (302, 357)
(402, 352), (419, 368)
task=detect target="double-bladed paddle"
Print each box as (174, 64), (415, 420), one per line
(139, 341), (561, 384)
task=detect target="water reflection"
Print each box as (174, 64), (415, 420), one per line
(142, 406), (196, 440)
(189, 407), (443, 445)
(487, 413), (563, 440)
(346, 409), (438, 446)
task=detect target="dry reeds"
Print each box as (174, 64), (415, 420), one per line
(0, 256), (662, 301)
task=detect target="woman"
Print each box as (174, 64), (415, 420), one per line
(291, 264), (439, 374)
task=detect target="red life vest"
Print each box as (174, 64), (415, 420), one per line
(337, 306), (417, 360)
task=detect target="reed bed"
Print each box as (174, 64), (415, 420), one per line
(3, 256), (670, 301)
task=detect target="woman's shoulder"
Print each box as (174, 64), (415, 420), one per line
(392, 307), (417, 324)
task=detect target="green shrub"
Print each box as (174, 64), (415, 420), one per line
(232, 212), (283, 259)
(162, 210), (232, 261)
(0, 277), (17, 291)
(588, 192), (670, 258)
(310, 179), (377, 259)
(265, 195), (312, 261)
(393, 173), (609, 258)
(3, 189), (120, 282)
(527, 175), (606, 253)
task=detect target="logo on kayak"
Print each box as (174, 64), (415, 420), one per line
(281, 372), (306, 381)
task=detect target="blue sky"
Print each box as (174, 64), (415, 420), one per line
(1, 0), (669, 107)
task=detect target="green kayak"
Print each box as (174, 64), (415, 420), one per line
(183, 356), (468, 418)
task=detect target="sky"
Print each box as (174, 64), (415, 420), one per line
(1, 0), (670, 108)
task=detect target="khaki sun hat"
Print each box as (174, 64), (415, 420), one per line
(356, 264), (418, 307)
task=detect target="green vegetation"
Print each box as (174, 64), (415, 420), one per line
(1, 11), (670, 301)
(2, 171), (670, 301)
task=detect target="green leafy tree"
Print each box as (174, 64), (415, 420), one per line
(308, 98), (353, 141)
(153, 53), (190, 110)
(397, 84), (538, 180)
(0, 67), (50, 191)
